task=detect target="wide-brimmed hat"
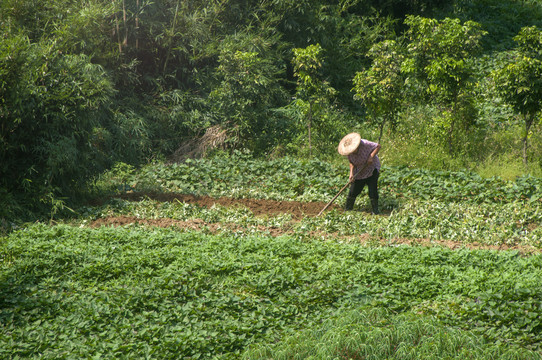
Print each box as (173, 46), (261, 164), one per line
(338, 132), (361, 155)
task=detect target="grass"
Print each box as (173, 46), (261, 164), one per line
(242, 308), (542, 360)
(476, 152), (542, 180)
(373, 106), (542, 180)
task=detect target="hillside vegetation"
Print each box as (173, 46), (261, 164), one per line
(2, 0), (542, 220)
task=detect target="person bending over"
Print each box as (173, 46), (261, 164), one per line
(337, 132), (381, 214)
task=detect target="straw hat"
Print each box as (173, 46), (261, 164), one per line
(338, 133), (361, 155)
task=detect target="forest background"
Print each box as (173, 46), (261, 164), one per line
(2, 0), (542, 221)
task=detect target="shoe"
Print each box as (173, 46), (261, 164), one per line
(370, 198), (380, 215)
(345, 196), (356, 211)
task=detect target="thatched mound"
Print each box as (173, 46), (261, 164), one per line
(169, 125), (229, 163)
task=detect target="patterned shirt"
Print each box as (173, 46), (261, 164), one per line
(348, 139), (381, 180)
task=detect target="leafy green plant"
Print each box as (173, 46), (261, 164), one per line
(401, 15), (487, 155)
(97, 153), (542, 207)
(353, 39), (405, 142)
(493, 26), (542, 165)
(3, 224), (542, 359)
(209, 34), (289, 152)
(82, 154), (542, 253)
(292, 44), (337, 157)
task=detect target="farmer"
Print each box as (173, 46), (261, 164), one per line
(338, 132), (381, 214)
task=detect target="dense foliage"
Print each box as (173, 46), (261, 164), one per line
(3, 0), (542, 218)
(2, 224), (542, 358)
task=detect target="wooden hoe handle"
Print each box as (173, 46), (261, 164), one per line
(317, 164), (367, 217)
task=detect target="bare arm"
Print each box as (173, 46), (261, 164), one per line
(366, 143), (381, 165)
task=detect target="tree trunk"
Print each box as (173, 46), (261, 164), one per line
(113, 0), (122, 53)
(448, 119), (454, 156)
(308, 101), (313, 158)
(523, 116), (534, 165)
(122, 0), (128, 47)
(448, 102), (458, 157)
(378, 118), (386, 144)
(163, 0), (180, 74)
(135, 0), (139, 49)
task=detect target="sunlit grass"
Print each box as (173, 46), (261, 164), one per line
(475, 153), (542, 180)
(242, 308), (542, 360)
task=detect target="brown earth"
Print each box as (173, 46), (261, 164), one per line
(89, 192), (540, 254)
(114, 191), (342, 219)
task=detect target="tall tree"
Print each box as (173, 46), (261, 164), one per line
(493, 26), (542, 165)
(401, 15), (486, 155)
(209, 32), (288, 151)
(352, 40), (405, 142)
(292, 44), (336, 157)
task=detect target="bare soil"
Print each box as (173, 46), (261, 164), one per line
(115, 191), (341, 219)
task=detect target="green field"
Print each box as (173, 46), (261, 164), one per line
(4, 1), (542, 358)
(2, 155), (542, 359)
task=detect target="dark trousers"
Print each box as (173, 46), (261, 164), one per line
(345, 169), (379, 211)
(348, 169), (379, 200)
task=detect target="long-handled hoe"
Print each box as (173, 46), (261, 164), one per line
(317, 164), (367, 217)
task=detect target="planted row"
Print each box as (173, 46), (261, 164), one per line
(383, 166), (542, 205)
(83, 197), (542, 248)
(100, 153), (542, 206)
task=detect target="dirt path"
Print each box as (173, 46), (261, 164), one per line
(115, 191), (342, 219)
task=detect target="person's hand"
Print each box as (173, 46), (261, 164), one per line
(349, 173), (354, 183)
(367, 156), (374, 165)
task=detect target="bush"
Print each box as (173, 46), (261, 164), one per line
(0, 33), (114, 215)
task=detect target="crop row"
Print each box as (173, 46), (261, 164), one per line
(83, 196), (542, 248)
(101, 152), (542, 205)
